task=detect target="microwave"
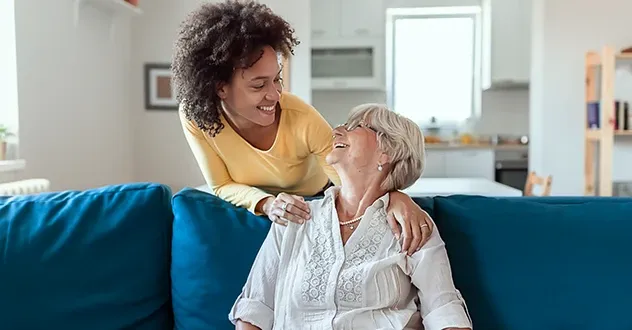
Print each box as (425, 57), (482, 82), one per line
(311, 38), (384, 90)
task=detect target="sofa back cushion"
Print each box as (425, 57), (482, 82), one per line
(0, 183), (174, 330)
(171, 188), (271, 330)
(432, 195), (632, 330)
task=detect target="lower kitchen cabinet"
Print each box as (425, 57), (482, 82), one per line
(424, 149), (495, 180)
(422, 150), (447, 178)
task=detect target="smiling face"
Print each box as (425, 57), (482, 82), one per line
(326, 120), (389, 175)
(217, 45), (284, 127)
(328, 103), (426, 192)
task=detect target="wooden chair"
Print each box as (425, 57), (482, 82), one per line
(524, 172), (553, 196)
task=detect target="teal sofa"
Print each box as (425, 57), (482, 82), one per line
(1, 183), (631, 330)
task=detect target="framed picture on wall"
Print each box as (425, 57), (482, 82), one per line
(144, 63), (178, 110)
(281, 56), (290, 92)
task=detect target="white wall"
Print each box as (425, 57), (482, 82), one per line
(5, 0), (134, 190)
(530, 0), (632, 195)
(131, 0), (311, 192)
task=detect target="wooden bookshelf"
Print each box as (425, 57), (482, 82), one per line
(584, 46), (632, 196)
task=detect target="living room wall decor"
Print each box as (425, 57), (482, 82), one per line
(281, 56), (290, 92)
(144, 63), (178, 110)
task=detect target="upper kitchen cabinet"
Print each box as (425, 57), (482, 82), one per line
(311, 0), (385, 39)
(340, 0), (385, 38)
(309, 0), (385, 90)
(310, 0), (341, 39)
(482, 0), (531, 90)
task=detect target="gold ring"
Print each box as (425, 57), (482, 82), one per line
(420, 224), (429, 228)
(274, 218), (288, 226)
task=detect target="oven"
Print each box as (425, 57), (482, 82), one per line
(495, 159), (528, 192)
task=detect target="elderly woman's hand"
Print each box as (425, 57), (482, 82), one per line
(387, 191), (434, 255)
(261, 193), (311, 226)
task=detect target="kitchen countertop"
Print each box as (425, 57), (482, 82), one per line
(196, 177), (523, 199)
(424, 143), (528, 151)
(403, 177), (523, 197)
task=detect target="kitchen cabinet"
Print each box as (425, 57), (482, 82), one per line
(482, 0), (531, 89)
(340, 0), (385, 38)
(310, 0), (384, 39)
(310, 0), (340, 39)
(309, 0), (385, 90)
(422, 150), (447, 178)
(422, 149), (495, 180)
(444, 150), (495, 180)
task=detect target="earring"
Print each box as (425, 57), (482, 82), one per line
(377, 164), (383, 171)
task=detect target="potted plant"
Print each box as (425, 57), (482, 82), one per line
(0, 125), (15, 161)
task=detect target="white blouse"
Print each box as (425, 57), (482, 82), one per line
(229, 187), (472, 330)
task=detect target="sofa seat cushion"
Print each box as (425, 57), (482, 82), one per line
(171, 188), (271, 330)
(0, 183), (174, 330)
(433, 195), (632, 330)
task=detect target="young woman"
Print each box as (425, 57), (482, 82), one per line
(172, 0), (433, 254)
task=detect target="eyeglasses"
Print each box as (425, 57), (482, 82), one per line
(339, 121), (378, 134)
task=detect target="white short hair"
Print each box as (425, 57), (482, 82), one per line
(346, 103), (425, 191)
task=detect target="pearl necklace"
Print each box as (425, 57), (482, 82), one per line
(339, 216), (362, 230)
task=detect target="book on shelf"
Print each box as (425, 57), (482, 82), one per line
(587, 102), (599, 129)
(586, 100), (631, 131)
(615, 100), (630, 131)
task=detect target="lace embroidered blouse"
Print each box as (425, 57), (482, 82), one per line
(229, 187), (472, 330)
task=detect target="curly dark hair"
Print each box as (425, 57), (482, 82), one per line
(171, 0), (300, 137)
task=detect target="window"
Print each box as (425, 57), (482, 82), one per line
(0, 0), (19, 134)
(386, 6), (482, 127)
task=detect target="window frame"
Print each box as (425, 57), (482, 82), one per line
(385, 6), (483, 128)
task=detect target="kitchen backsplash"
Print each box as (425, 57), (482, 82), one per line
(312, 89), (530, 136)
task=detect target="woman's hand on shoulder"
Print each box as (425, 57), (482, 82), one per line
(262, 193), (312, 226)
(387, 191), (434, 256)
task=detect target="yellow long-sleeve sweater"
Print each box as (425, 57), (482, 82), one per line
(180, 92), (341, 214)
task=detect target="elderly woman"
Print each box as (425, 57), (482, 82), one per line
(229, 104), (472, 330)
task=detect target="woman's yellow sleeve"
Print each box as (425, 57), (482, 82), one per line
(179, 111), (273, 214)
